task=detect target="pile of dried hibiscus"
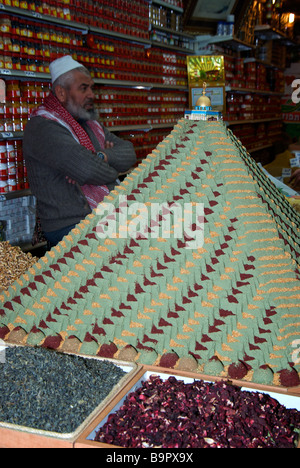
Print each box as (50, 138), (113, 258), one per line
(95, 375), (300, 448)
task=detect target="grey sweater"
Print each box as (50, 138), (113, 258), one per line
(23, 116), (136, 233)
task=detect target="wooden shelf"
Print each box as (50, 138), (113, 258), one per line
(226, 86), (283, 96)
(254, 25), (297, 46)
(195, 34), (254, 53)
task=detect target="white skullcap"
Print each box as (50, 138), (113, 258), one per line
(50, 55), (83, 84)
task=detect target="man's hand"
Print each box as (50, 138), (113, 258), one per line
(99, 141), (114, 162)
(105, 141), (114, 150)
(66, 176), (76, 185)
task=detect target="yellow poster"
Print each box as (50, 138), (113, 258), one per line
(187, 56), (225, 86)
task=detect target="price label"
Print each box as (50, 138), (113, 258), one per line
(0, 69), (12, 75)
(32, 11), (42, 19)
(25, 71), (36, 78)
(282, 168), (292, 178)
(290, 158), (299, 168)
(0, 132), (14, 138)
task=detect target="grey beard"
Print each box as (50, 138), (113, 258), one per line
(65, 100), (98, 121)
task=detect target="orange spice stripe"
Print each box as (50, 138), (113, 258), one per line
(243, 220), (274, 225)
(245, 229), (277, 234)
(258, 264), (291, 269)
(260, 278), (299, 286)
(239, 212), (271, 217)
(228, 190), (257, 194)
(253, 237), (280, 243)
(219, 168), (248, 172)
(279, 323), (300, 333)
(258, 254), (292, 261)
(276, 303), (300, 309)
(275, 295), (300, 300)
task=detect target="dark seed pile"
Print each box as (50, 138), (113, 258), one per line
(0, 346), (126, 434)
(95, 375), (300, 448)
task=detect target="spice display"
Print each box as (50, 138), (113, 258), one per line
(94, 375), (300, 448)
(1, 120), (300, 386)
(0, 241), (37, 290)
(0, 346), (126, 434)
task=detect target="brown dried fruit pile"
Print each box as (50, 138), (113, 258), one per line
(95, 375), (300, 448)
(0, 242), (37, 291)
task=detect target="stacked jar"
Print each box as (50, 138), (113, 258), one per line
(0, 13), (83, 73)
(6, 140), (17, 192)
(8, 0), (149, 39)
(15, 139), (28, 191)
(1, 0), (72, 21)
(0, 139), (29, 193)
(6, 80), (23, 132)
(0, 140), (17, 192)
(0, 141), (8, 193)
(3, 79), (51, 131)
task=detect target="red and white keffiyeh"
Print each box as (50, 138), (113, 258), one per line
(31, 93), (110, 209)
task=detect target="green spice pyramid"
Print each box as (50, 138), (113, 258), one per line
(1, 120), (300, 387)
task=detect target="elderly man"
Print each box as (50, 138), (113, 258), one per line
(23, 55), (136, 247)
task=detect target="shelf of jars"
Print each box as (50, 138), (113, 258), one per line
(0, 78), (188, 133)
(150, 29), (194, 54)
(227, 119), (283, 156)
(0, 4), (190, 138)
(151, 0), (184, 14)
(149, 0), (194, 53)
(0, 1), (150, 45)
(0, 73), (188, 92)
(0, 2), (194, 53)
(0, 8), (190, 86)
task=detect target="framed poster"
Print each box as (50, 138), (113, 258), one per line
(187, 56), (225, 87)
(190, 85), (226, 112)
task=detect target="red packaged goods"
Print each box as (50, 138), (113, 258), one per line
(0, 142), (7, 161)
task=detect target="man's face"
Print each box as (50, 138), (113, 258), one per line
(64, 70), (97, 120)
